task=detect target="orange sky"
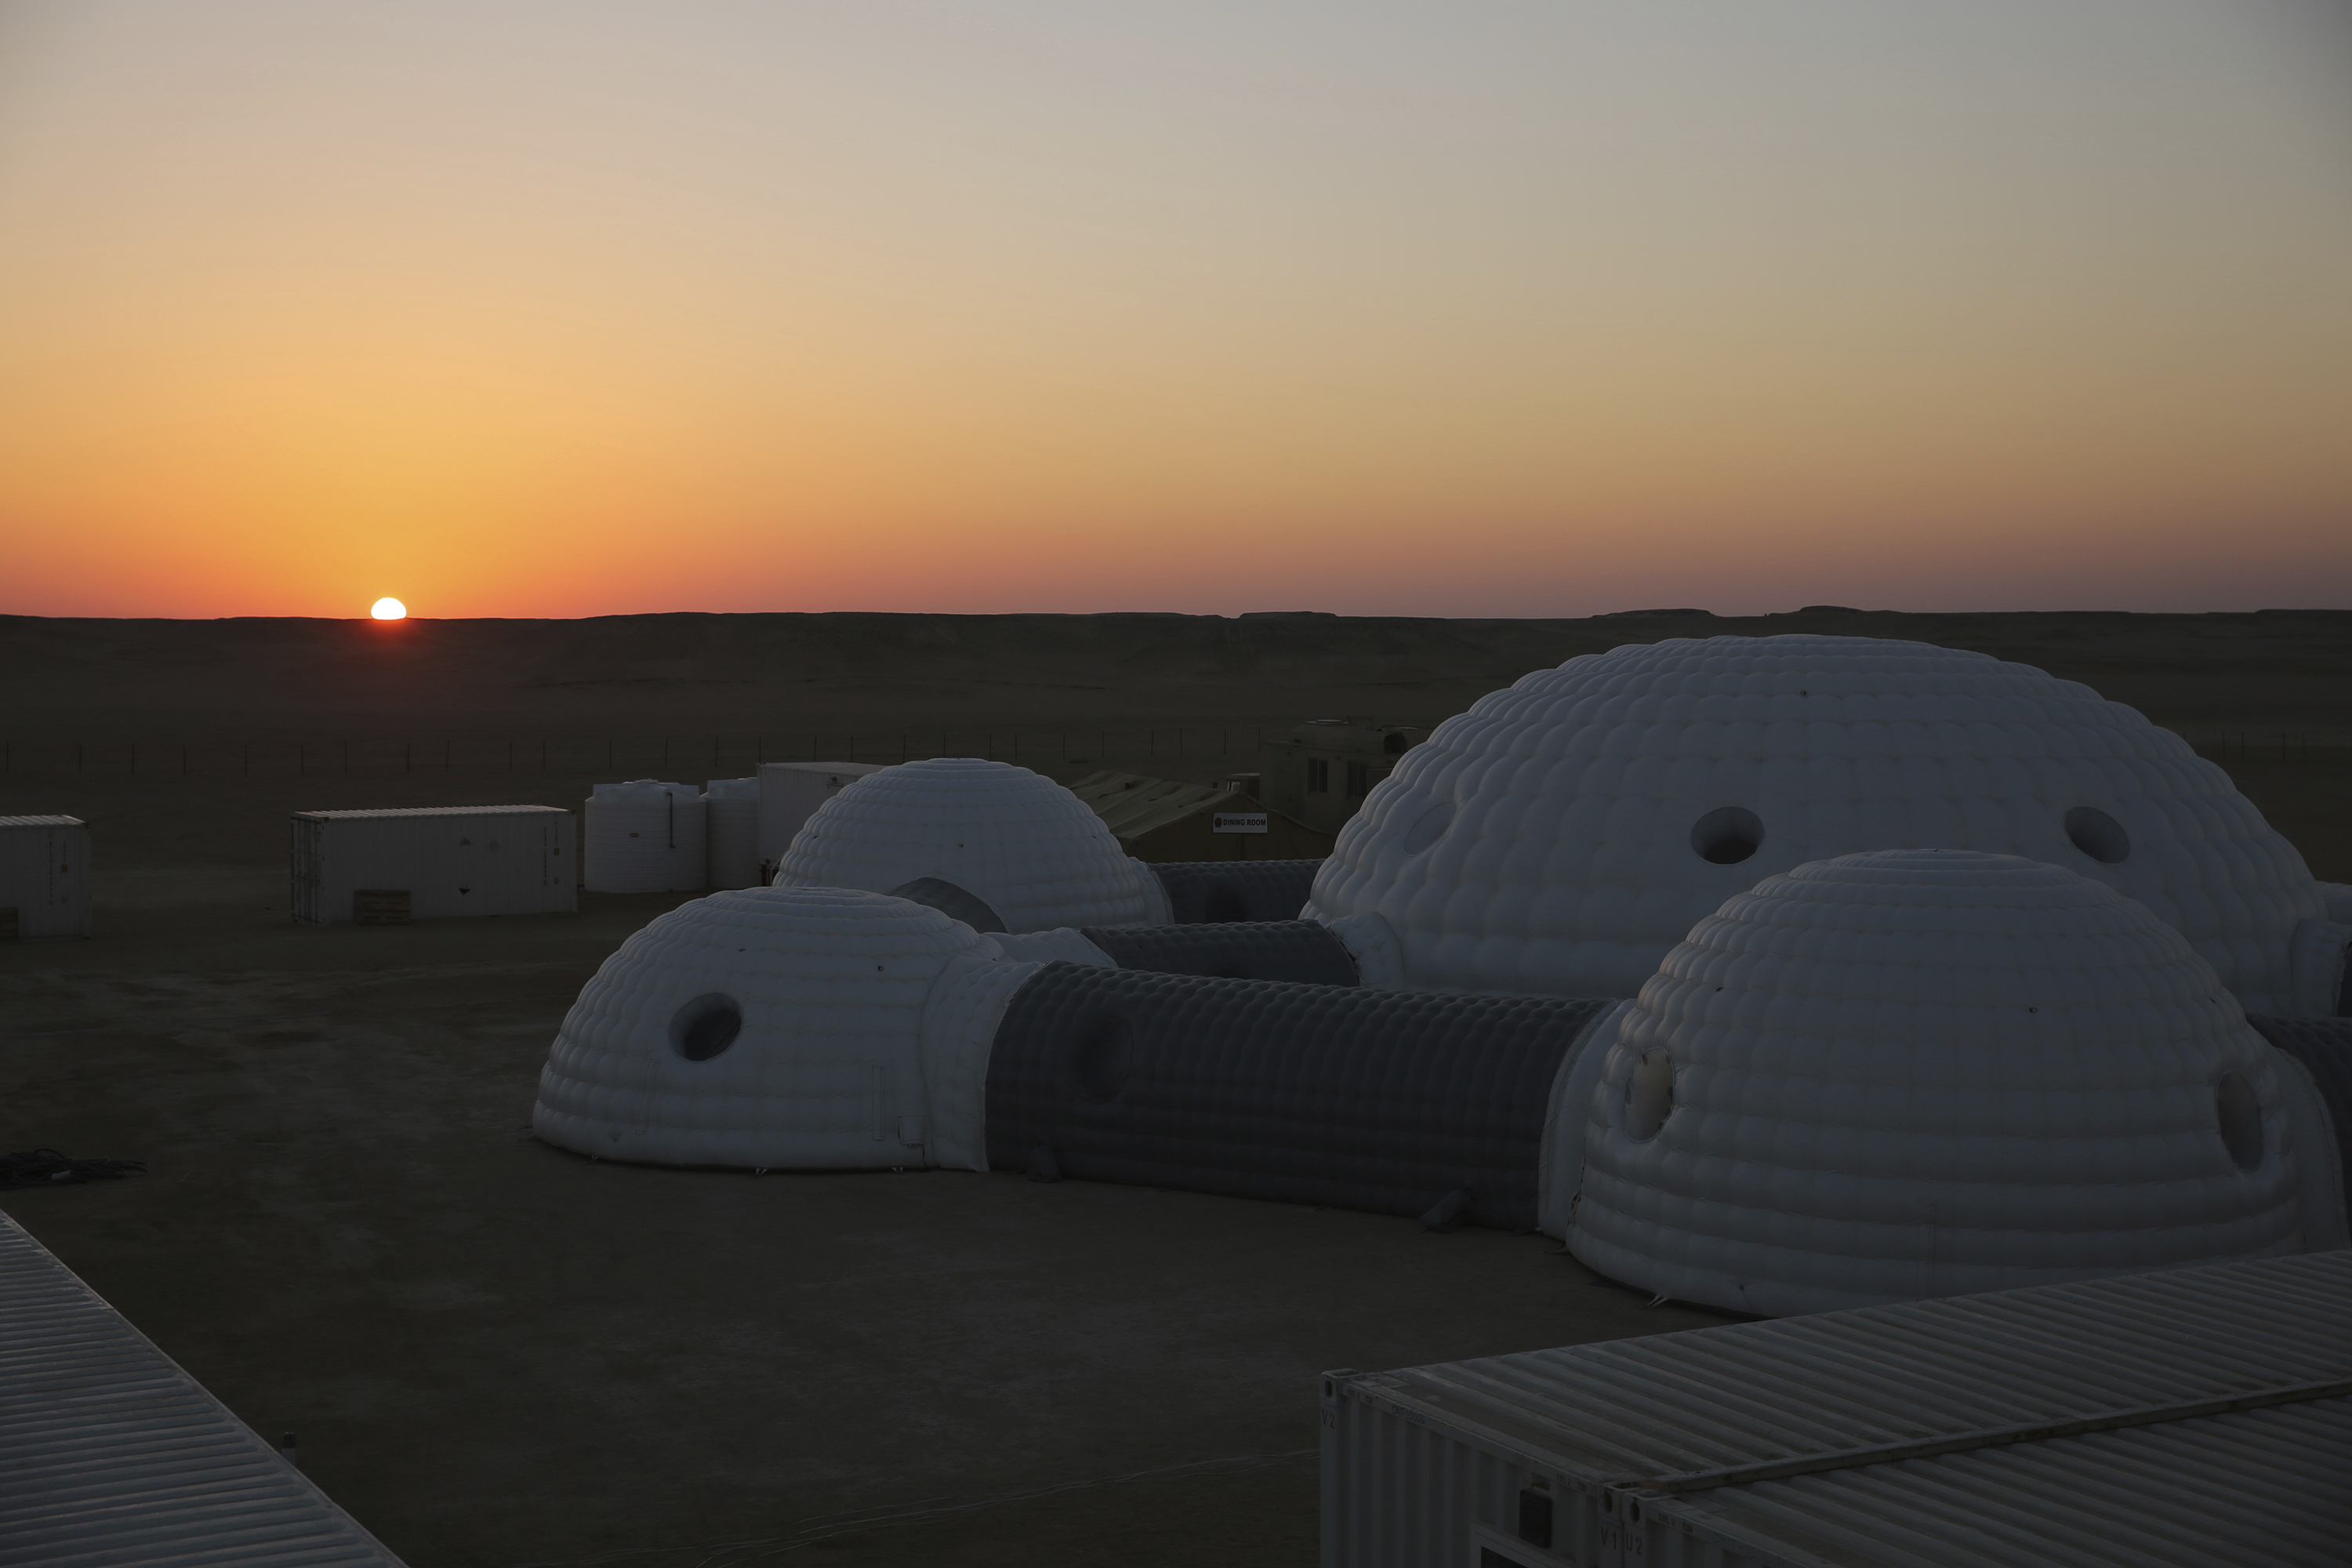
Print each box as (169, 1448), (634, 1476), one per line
(2, 2), (2347, 619)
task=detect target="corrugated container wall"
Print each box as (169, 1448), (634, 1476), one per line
(584, 780), (707, 893)
(1323, 1250), (2352, 1568)
(757, 761), (886, 877)
(0, 815), (92, 938)
(705, 777), (761, 889)
(290, 806), (575, 924)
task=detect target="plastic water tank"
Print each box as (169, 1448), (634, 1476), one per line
(584, 780), (707, 893)
(704, 778), (761, 890)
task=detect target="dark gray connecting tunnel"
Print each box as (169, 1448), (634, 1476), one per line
(2249, 1014), (2352, 1213)
(1151, 859), (1324, 924)
(985, 964), (1614, 1230)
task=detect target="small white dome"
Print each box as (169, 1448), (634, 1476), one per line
(1312, 635), (2323, 1011)
(775, 758), (1158, 932)
(1568, 849), (2310, 1316)
(533, 886), (1000, 1168)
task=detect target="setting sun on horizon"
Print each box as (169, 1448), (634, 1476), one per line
(1, 2), (2347, 622)
(369, 597), (408, 621)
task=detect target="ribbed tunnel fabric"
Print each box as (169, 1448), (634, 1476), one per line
(2249, 1014), (2352, 1219)
(1311, 636), (2328, 1012)
(1079, 920), (1359, 985)
(1570, 850), (2309, 1317)
(984, 965), (1615, 1229)
(1151, 859), (1325, 924)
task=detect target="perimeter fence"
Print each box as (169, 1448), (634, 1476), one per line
(0, 726), (1305, 780)
(0, 725), (2340, 779)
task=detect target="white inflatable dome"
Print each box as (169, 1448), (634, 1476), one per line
(1312, 635), (2325, 1012)
(1567, 850), (2310, 1316)
(775, 758), (1161, 932)
(533, 886), (1010, 1168)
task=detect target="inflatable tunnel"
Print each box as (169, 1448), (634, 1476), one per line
(986, 965), (1615, 1230)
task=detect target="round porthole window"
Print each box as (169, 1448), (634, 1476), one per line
(2064, 806), (2130, 865)
(1400, 798), (1455, 855)
(1690, 807), (1763, 865)
(669, 993), (742, 1062)
(1624, 1048), (1675, 1141)
(2215, 1071), (2263, 1171)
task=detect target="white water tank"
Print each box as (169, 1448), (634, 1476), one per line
(584, 780), (706, 893)
(704, 777), (760, 890)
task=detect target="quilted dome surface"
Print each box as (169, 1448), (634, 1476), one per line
(775, 758), (1158, 932)
(533, 885), (998, 1168)
(1310, 635), (2323, 1010)
(1567, 850), (2310, 1316)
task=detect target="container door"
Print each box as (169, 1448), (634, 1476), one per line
(292, 820), (324, 924)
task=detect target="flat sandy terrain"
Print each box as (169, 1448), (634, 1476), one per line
(3, 608), (2347, 1566)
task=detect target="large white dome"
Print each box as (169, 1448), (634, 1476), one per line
(775, 758), (1160, 933)
(1566, 850), (2310, 1316)
(1312, 635), (2325, 1011)
(533, 886), (1005, 1168)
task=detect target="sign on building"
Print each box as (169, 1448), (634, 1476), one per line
(1212, 812), (1269, 834)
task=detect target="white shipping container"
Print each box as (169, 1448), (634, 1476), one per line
(704, 777), (761, 890)
(1323, 1250), (2352, 1568)
(0, 815), (92, 938)
(756, 761), (885, 877)
(583, 780), (706, 893)
(291, 806), (575, 924)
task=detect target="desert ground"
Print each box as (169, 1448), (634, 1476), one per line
(3, 607), (2347, 1566)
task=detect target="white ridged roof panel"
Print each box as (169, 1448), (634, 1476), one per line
(1368, 1250), (2352, 1486)
(1667, 1394), (2352, 1568)
(0, 1211), (407, 1566)
(293, 804), (568, 820)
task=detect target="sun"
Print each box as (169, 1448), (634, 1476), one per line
(370, 597), (408, 620)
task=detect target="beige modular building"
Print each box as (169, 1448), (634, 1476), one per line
(1069, 771), (1330, 862)
(292, 805), (575, 924)
(0, 814), (92, 939)
(1254, 718), (1427, 837)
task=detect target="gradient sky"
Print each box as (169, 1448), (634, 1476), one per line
(2, 1), (2347, 619)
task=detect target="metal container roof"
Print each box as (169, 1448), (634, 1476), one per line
(1661, 1392), (2352, 1568)
(292, 804), (568, 821)
(0, 1211), (408, 1566)
(0, 815), (85, 829)
(1349, 1251), (2350, 1490)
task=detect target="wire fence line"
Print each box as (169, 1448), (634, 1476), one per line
(0, 727), (1306, 779)
(0, 726), (2339, 779)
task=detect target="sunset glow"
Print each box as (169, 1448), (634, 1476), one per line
(1, 2), (2347, 619)
(370, 597), (407, 621)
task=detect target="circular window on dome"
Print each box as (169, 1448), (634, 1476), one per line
(2064, 806), (2131, 865)
(2215, 1071), (2263, 1171)
(1400, 798), (1454, 855)
(1623, 1048), (1675, 1141)
(1690, 807), (1763, 865)
(670, 993), (743, 1062)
